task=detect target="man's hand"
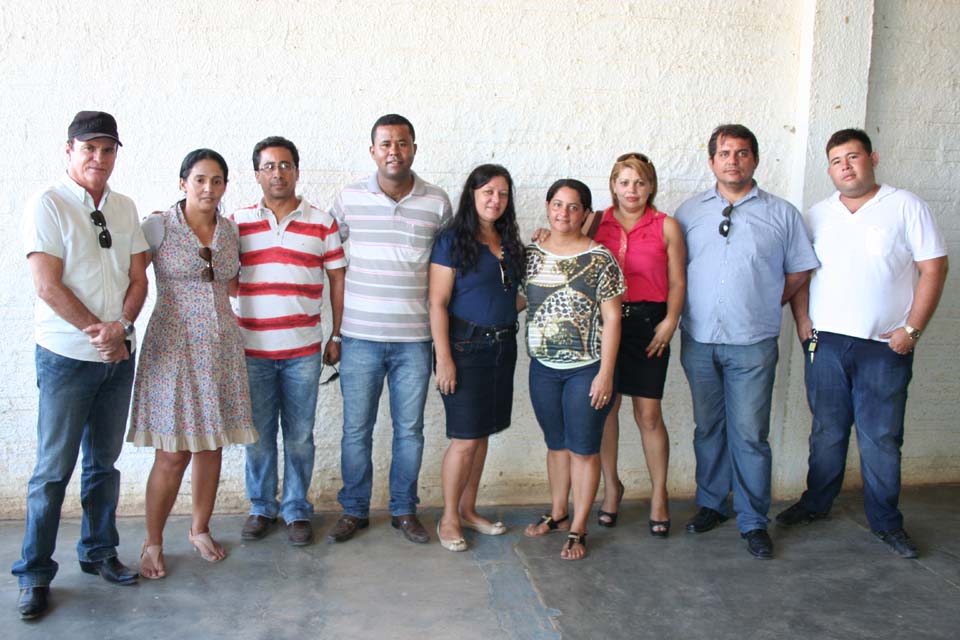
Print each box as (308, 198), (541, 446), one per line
(322, 340), (341, 365)
(84, 321), (128, 361)
(880, 327), (916, 355)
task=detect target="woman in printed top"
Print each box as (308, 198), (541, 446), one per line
(429, 164), (524, 552)
(522, 179), (624, 560)
(591, 153), (686, 537)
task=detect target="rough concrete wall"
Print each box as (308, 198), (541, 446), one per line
(0, 0), (955, 518)
(864, 0), (960, 485)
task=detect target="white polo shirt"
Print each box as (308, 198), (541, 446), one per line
(231, 197), (347, 359)
(330, 172), (452, 342)
(22, 174), (149, 361)
(805, 184), (947, 341)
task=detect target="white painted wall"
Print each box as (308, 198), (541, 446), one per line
(0, 0), (955, 517)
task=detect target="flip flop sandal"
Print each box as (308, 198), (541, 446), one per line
(527, 513), (570, 536)
(561, 532), (588, 561)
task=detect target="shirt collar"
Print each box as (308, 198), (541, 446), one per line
(61, 172), (111, 209)
(367, 171), (424, 198)
(828, 183), (895, 210)
(701, 181), (759, 206)
(258, 196), (304, 219)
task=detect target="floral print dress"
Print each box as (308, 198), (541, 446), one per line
(127, 204), (257, 452)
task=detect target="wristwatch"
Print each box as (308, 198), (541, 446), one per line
(329, 335), (342, 344)
(903, 325), (921, 340)
(119, 316), (135, 336)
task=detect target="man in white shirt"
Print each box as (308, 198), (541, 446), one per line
(777, 128), (949, 559)
(13, 111), (149, 619)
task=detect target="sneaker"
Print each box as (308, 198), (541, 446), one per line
(775, 502), (828, 527)
(873, 528), (919, 559)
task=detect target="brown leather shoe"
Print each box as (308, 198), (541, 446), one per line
(326, 514), (369, 543)
(391, 514), (429, 544)
(241, 515), (276, 541)
(287, 520), (314, 546)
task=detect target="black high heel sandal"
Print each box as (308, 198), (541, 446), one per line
(598, 480), (625, 528)
(649, 519), (671, 538)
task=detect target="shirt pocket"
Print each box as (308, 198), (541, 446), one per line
(863, 225), (894, 257)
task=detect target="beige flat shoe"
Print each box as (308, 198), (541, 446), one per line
(461, 519), (507, 536)
(437, 523), (467, 552)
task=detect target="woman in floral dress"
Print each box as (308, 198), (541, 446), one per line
(127, 149), (257, 578)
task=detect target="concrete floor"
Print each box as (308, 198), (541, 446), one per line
(3, 485), (960, 640)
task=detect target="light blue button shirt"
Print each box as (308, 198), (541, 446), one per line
(675, 183), (819, 345)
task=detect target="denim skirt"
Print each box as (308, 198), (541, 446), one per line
(438, 318), (518, 439)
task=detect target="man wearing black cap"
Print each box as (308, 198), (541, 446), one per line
(12, 111), (149, 620)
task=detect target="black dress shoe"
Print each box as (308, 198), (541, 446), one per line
(391, 514), (430, 544)
(79, 557), (138, 585)
(874, 528), (919, 559)
(18, 586), (49, 620)
(741, 528), (774, 559)
(685, 507), (729, 533)
(775, 501), (828, 527)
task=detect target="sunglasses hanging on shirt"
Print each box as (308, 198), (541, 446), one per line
(89, 210), (112, 249)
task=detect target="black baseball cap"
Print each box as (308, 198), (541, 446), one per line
(67, 111), (122, 146)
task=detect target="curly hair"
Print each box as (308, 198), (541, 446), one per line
(448, 164), (524, 275)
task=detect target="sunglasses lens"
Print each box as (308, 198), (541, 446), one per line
(198, 247), (212, 261)
(718, 220), (730, 237)
(98, 229), (112, 248)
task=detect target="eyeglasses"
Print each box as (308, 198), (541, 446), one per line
(616, 152), (653, 166)
(198, 246), (215, 282)
(89, 210), (112, 249)
(257, 161), (296, 173)
(320, 364), (339, 386)
(499, 259), (513, 290)
(718, 204), (734, 238)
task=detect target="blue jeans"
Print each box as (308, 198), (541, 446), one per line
(798, 332), (913, 532)
(244, 352), (323, 523)
(11, 346), (135, 588)
(338, 337), (432, 518)
(680, 334), (778, 533)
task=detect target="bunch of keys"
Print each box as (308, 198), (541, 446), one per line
(807, 329), (819, 364)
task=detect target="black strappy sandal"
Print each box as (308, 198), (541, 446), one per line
(562, 532), (588, 560)
(598, 480), (625, 528)
(649, 519), (671, 538)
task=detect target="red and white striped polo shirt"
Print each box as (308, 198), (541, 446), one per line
(231, 197), (347, 359)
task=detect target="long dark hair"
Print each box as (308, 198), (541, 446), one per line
(449, 164), (524, 273)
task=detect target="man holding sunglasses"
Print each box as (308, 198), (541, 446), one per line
(674, 124), (818, 559)
(231, 136), (346, 547)
(14, 111), (149, 619)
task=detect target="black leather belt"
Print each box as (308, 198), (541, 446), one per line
(449, 315), (518, 342)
